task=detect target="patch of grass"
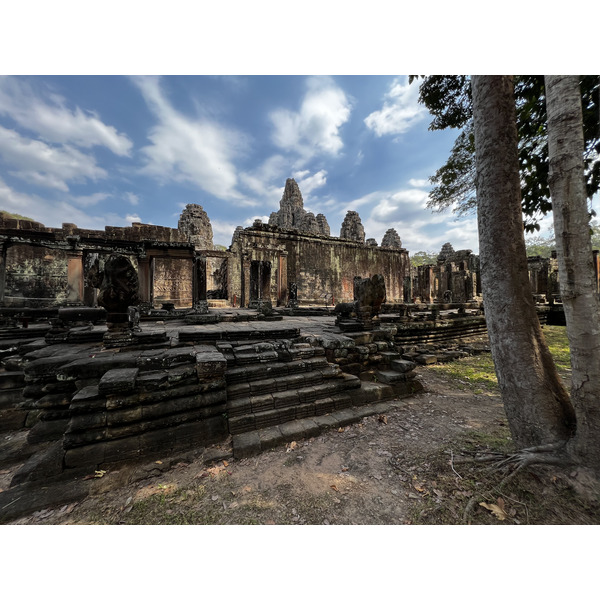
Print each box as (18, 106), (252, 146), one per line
(428, 325), (571, 392)
(429, 354), (498, 392)
(541, 325), (571, 374)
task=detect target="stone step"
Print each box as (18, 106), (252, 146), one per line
(228, 389), (357, 435)
(379, 351), (402, 364)
(227, 364), (343, 401)
(178, 324), (300, 344)
(0, 371), (25, 390)
(229, 344), (323, 366)
(232, 397), (408, 459)
(225, 355), (329, 384)
(227, 374), (361, 426)
(390, 359), (417, 373)
(414, 354), (438, 365)
(375, 370), (417, 385)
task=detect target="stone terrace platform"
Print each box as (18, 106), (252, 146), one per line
(0, 309), (496, 521)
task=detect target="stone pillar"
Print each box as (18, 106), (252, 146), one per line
(277, 252), (288, 307)
(242, 254), (251, 307)
(193, 255), (208, 311)
(66, 251), (84, 305)
(0, 242), (7, 305)
(137, 256), (152, 305)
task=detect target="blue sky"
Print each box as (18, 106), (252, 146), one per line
(0, 3), (591, 259)
(0, 74), (484, 254)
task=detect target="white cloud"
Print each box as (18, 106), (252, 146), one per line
(125, 213), (141, 223)
(125, 192), (140, 205)
(210, 218), (240, 247)
(69, 192), (111, 207)
(133, 76), (245, 201)
(364, 77), (426, 137)
(0, 77), (132, 156)
(0, 177), (139, 230)
(0, 125), (107, 191)
(244, 215), (270, 226)
(409, 178), (429, 188)
(238, 154), (288, 207)
(270, 76), (351, 161)
(334, 182), (479, 254)
(294, 169), (327, 196)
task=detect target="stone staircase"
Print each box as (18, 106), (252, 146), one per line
(219, 338), (423, 458)
(0, 370), (26, 432)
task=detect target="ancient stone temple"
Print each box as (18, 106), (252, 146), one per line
(412, 243), (481, 304)
(0, 179), (412, 311)
(268, 178), (330, 236)
(339, 211), (365, 243)
(177, 204), (214, 250)
(381, 228), (402, 249)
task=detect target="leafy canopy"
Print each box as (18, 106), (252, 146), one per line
(412, 76), (600, 232)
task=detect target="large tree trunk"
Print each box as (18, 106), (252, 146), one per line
(545, 75), (600, 471)
(471, 75), (576, 448)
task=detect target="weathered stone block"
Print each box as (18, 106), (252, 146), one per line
(98, 368), (139, 395)
(390, 359), (417, 373)
(64, 442), (106, 469)
(195, 352), (227, 380)
(27, 418), (69, 444)
(233, 431), (260, 458)
(415, 354), (438, 365)
(258, 426), (283, 450)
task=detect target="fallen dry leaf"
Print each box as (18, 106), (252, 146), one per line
(330, 484), (339, 492)
(378, 415), (388, 425)
(222, 460), (229, 467)
(155, 460), (163, 465)
(94, 470), (107, 478)
(479, 502), (508, 521)
(286, 441), (298, 452)
(413, 483), (429, 495)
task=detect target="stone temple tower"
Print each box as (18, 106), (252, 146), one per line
(178, 204), (214, 250)
(268, 178), (330, 236)
(340, 211), (365, 243)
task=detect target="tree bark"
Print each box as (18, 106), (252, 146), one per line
(471, 76), (575, 448)
(545, 75), (600, 471)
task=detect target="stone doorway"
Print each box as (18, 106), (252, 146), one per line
(250, 260), (271, 302)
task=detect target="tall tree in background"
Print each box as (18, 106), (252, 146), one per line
(471, 75), (575, 448)
(546, 75), (600, 470)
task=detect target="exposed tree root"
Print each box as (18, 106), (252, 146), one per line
(460, 441), (577, 523)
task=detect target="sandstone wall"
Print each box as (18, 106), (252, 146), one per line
(152, 258), (194, 308)
(4, 246), (69, 306)
(231, 224), (410, 306)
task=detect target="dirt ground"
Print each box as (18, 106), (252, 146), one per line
(4, 351), (600, 526)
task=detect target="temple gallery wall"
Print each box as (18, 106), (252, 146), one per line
(3, 177), (595, 311)
(0, 179), (491, 309)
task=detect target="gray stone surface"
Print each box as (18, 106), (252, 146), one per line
(98, 368), (139, 395)
(339, 211), (365, 243)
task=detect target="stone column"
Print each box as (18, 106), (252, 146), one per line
(137, 256), (152, 305)
(0, 242), (7, 305)
(193, 255), (208, 312)
(66, 251), (84, 305)
(277, 251), (288, 306)
(242, 254), (251, 307)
